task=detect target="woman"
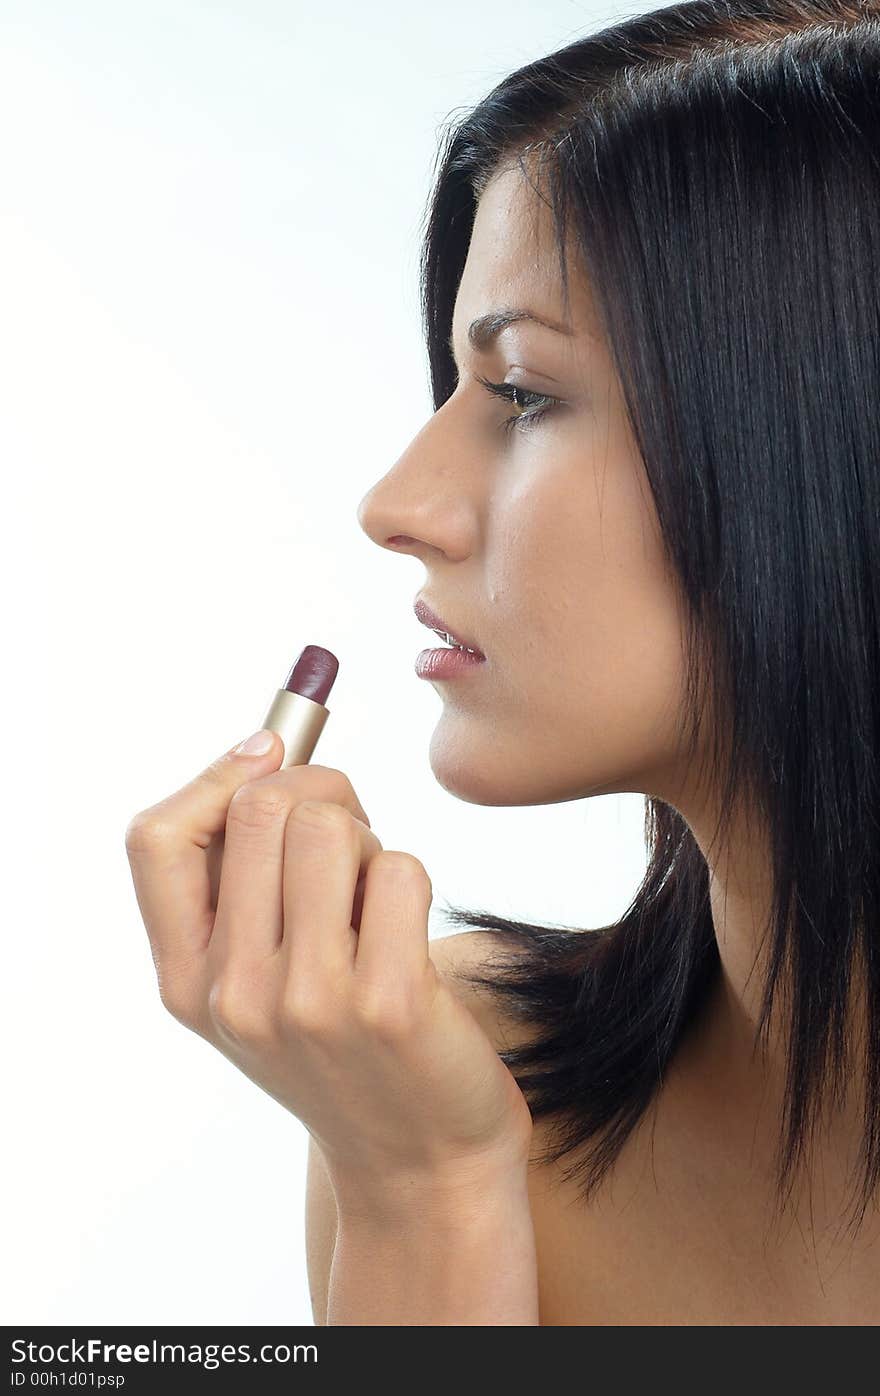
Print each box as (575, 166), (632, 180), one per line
(125, 0), (880, 1324)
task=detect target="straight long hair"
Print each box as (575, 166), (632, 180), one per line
(420, 0), (880, 1235)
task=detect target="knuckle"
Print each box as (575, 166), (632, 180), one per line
(290, 800), (354, 838)
(124, 811), (174, 854)
(281, 984), (334, 1036)
(203, 754), (239, 790)
(284, 765), (370, 825)
(352, 985), (418, 1040)
(306, 766), (361, 807)
(207, 977), (263, 1039)
(227, 784), (290, 832)
(250, 765), (370, 827)
(372, 850), (431, 889)
(156, 969), (199, 1028)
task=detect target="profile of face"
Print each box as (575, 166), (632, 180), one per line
(357, 162), (690, 808)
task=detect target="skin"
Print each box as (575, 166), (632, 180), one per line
(126, 158), (877, 1322)
(358, 162), (689, 812)
(125, 739), (539, 1322)
(356, 161), (880, 1298)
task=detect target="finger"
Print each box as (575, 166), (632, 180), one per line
(124, 731), (285, 972)
(206, 768), (371, 917)
(281, 801), (385, 983)
(354, 851), (433, 988)
(211, 774), (378, 966)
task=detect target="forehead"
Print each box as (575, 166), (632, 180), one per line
(454, 162), (602, 345)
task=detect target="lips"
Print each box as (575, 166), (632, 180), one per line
(413, 596), (485, 657)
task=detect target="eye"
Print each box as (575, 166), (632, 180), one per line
(474, 375), (562, 436)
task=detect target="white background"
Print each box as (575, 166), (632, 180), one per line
(2, 0), (650, 1324)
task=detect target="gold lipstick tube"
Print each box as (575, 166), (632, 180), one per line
(260, 688), (330, 769)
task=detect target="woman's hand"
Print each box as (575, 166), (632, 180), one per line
(124, 730), (533, 1221)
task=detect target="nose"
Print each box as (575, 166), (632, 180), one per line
(355, 407), (477, 561)
(356, 481), (403, 546)
(356, 476), (436, 556)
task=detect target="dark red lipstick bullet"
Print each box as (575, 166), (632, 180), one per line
(284, 644), (339, 706)
(261, 643), (339, 768)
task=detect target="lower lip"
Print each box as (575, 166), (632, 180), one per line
(415, 646), (487, 680)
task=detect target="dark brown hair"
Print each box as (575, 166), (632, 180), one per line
(420, 0), (880, 1237)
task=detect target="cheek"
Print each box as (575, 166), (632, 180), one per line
(490, 444), (667, 660)
(483, 452), (687, 788)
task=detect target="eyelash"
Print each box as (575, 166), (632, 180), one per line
(474, 374), (561, 436)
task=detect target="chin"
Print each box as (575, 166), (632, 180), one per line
(428, 722), (513, 805)
(426, 714), (640, 807)
(427, 721), (553, 807)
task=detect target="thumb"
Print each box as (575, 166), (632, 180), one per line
(166, 729), (284, 850)
(126, 728), (283, 858)
(124, 730), (284, 971)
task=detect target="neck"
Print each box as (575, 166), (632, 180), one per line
(668, 793), (873, 1228)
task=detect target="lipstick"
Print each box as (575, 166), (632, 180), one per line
(260, 644), (339, 768)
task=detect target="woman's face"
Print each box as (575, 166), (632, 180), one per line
(357, 163), (690, 808)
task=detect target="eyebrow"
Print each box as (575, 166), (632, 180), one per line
(448, 307), (574, 360)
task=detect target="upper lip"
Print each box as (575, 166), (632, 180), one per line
(413, 596), (485, 656)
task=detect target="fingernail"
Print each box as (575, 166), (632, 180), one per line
(234, 729), (275, 756)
